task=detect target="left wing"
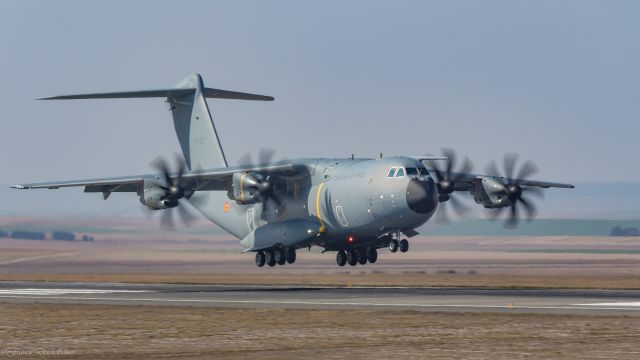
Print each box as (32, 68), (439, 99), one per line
(11, 162), (299, 197)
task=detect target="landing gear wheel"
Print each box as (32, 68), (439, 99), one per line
(255, 251), (265, 267)
(285, 248), (296, 264)
(274, 248), (286, 265)
(399, 239), (409, 253)
(366, 247), (378, 263)
(357, 248), (368, 265)
(336, 250), (347, 267)
(389, 239), (399, 253)
(346, 249), (358, 266)
(265, 250), (276, 267)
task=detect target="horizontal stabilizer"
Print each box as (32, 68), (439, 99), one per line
(38, 88), (274, 101)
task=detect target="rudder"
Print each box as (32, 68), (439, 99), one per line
(169, 74), (227, 169)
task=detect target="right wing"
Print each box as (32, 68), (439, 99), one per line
(444, 171), (575, 190)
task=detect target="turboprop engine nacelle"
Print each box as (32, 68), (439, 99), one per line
(139, 178), (177, 210)
(229, 172), (268, 205)
(472, 177), (512, 209)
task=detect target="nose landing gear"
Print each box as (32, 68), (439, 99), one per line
(389, 233), (409, 253)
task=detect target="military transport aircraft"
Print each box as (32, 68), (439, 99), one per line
(12, 74), (574, 267)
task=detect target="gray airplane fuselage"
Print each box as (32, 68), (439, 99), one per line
(199, 156), (438, 251)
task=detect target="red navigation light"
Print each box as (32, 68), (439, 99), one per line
(347, 235), (354, 243)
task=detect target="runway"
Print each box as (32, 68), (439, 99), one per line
(1, 281), (640, 315)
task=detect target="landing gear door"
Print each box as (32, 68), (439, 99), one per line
(247, 208), (256, 231)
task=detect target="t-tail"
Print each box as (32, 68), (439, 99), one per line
(39, 74), (274, 170)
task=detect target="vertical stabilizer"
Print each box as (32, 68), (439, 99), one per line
(169, 74), (228, 169)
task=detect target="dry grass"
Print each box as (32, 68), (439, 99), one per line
(1, 303), (639, 359)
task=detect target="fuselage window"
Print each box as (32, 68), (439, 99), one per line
(405, 167), (418, 176)
(387, 168), (397, 177)
(396, 168), (405, 177)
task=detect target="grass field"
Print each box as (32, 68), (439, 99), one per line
(1, 303), (639, 360)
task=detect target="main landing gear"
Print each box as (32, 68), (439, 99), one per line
(255, 247), (296, 267)
(336, 247), (378, 266)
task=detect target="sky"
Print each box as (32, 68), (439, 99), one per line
(0, 1), (639, 218)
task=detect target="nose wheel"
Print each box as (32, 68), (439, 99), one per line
(399, 239), (409, 253)
(389, 239), (399, 253)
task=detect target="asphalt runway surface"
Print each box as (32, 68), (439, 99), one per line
(1, 281), (640, 315)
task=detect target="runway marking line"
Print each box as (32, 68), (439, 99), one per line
(1, 295), (640, 312)
(0, 289), (151, 295)
(574, 302), (640, 307)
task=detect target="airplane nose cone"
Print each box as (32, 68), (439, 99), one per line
(406, 177), (438, 214)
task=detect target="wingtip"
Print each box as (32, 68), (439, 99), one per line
(10, 184), (27, 189)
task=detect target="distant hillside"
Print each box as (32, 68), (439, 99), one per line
(423, 219), (640, 236)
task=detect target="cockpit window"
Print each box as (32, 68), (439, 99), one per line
(396, 168), (405, 177)
(405, 167), (418, 176)
(387, 168), (397, 177)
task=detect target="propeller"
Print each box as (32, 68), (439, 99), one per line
(425, 148), (474, 224)
(484, 154), (545, 228)
(143, 154), (207, 231)
(236, 148), (288, 215)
